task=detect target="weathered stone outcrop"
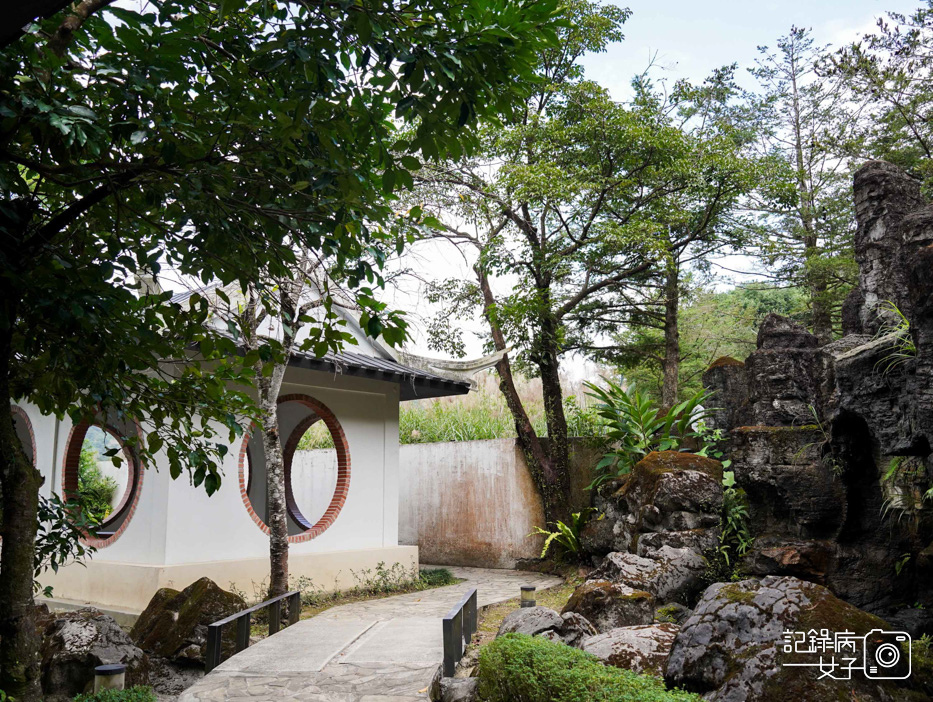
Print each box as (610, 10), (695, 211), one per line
(581, 622), (680, 676)
(849, 160), (926, 335)
(745, 314), (829, 426)
(696, 162), (933, 625)
(665, 576), (930, 701)
(582, 451), (722, 560)
(702, 357), (750, 433)
(131, 577), (246, 665)
(560, 580), (654, 633)
(496, 606), (597, 649)
(41, 607), (149, 699)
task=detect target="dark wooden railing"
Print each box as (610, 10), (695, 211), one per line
(205, 590), (301, 673)
(442, 587), (477, 677)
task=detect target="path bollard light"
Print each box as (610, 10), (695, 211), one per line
(94, 664), (125, 692)
(520, 585), (536, 608)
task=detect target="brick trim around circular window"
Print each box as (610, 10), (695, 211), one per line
(62, 420), (145, 549)
(237, 394), (350, 544)
(10, 405), (36, 466)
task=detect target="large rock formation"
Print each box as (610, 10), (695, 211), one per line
(665, 576), (930, 701)
(569, 452), (722, 630)
(702, 160), (933, 630)
(131, 577), (247, 665)
(41, 607), (149, 699)
(582, 451), (723, 561)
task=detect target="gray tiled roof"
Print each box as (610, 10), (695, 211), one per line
(288, 349), (470, 401)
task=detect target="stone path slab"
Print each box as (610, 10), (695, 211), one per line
(178, 566), (560, 701)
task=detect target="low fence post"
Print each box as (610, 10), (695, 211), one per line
(269, 599), (282, 635)
(205, 623), (223, 673)
(441, 588), (477, 678)
(288, 591), (301, 625)
(236, 613), (251, 653)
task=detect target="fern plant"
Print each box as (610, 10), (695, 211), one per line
(531, 509), (595, 561)
(583, 380), (717, 489)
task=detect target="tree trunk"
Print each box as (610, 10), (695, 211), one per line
(257, 365), (289, 598)
(661, 262), (681, 409)
(806, 251), (833, 344)
(535, 310), (573, 523)
(0, 306), (44, 701)
(474, 265), (569, 524)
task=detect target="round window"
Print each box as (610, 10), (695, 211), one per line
(238, 395), (349, 543)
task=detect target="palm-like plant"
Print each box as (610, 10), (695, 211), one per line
(583, 380), (716, 489)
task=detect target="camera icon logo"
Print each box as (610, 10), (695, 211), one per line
(863, 629), (911, 680)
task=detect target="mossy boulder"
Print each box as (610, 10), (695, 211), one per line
(562, 580), (654, 633)
(131, 577), (246, 665)
(592, 549), (707, 606)
(581, 623), (680, 676)
(665, 576), (930, 701)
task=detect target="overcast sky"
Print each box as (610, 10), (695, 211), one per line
(388, 1), (923, 365)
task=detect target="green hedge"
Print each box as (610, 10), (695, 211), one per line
(476, 634), (701, 702)
(73, 686), (157, 702)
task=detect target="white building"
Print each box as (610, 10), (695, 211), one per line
(13, 288), (470, 613)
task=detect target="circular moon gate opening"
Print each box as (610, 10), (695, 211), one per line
(240, 395), (349, 542)
(63, 418), (143, 547)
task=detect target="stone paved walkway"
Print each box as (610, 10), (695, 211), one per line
(178, 567), (561, 701)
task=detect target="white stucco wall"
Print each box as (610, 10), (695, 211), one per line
(17, 363), (406, 596)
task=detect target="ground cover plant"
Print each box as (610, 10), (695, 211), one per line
(476, 634), (702, 702)
(72, 687), (157, 702)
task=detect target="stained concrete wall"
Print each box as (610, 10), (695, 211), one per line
(390, 437), (599, 568)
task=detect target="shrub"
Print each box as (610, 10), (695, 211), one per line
(419, 567), (458, 587)
(476, 634), (701, 702)
(73, 686), (157, 702)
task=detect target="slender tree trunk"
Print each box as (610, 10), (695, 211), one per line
(474, 265), (570, 524)
(789, 55), (832, 344)
(257, 364), (289, 597)
(535, 310), (572, 522)
(0, 298), (44, 701)
(661, 262), (681, 409)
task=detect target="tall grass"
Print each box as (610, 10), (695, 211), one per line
(297, 371), (605, 449)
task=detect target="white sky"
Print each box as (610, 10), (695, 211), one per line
(387, 0), (920, 370)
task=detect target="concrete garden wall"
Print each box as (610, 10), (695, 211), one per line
(297, 437), (600, 568)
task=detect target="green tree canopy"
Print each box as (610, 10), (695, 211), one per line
(0, 1), (562, 697)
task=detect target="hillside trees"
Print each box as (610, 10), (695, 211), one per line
(831, 3), (933, 188)
(0, 1), (561, 697)
(748, 27), (861, 342)
(412, 1), (756, 522)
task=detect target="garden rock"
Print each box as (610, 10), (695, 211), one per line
(665, 576), (929, 701)
(439, 677), (478, 702)
(561, 580), (654, 633)
(702, 356), (750, 433)
(593, 548), (706, 606)
(131, 576), (246, 665)
(496, 606), (564, 638)
(581, 622), (680, 676)
(40, 607), (149, 698)
(553, 612), (598, 648)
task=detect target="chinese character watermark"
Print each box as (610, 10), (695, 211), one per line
(780, 628), (911, 680)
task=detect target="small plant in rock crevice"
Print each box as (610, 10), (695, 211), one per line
(701, 471), (753, 591)
(531, 508), (596, 561)
(873, 300), (917, 376)
(880, 455), (933, 528)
